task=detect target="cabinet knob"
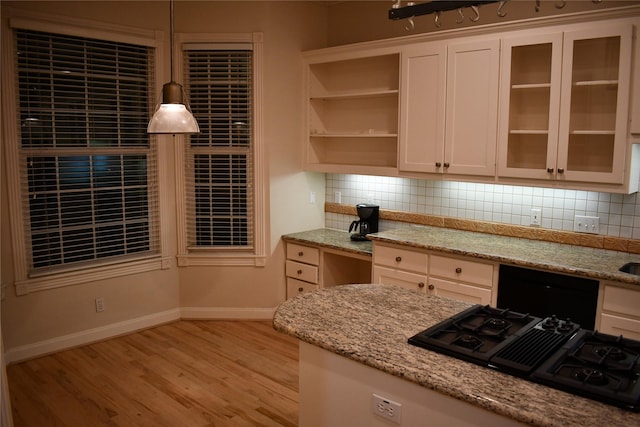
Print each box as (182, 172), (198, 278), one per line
(444, 162), (450, 168)
(455, 267), (462, 274)
(418, 282), (425, 288)
(395, 256), (402, 262)
(435, 162), (442, 168)
(547, 167), (554, 173)
(428, 284), (435, 290)
(298, 251), (304, 256)
(297, 269), (302, 275)
(298, 287), (304, 292)
(557, 168), (565, 174)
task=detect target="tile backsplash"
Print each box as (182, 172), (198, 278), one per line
(325, 174), (640, 239)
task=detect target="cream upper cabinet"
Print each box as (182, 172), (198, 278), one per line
(400, 38), (499, 176)
(303, 50), (400, 175)
(444, 38), (500, 176)
(498, 24), (634, 185)
(398, 42), (447, 173)
(498, 33), (563, 180)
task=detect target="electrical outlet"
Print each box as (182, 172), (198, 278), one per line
(335, 191), (342, 204)
(372, 394), (402, 424)
(309, 191), (316, 204)
(574, 215), (600, 234)
(95, 297), (105, 313)
(530, 208), (541, 226)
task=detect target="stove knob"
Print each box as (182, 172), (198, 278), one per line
(418, 282), (425, 288)
(428, 284), (434, 290)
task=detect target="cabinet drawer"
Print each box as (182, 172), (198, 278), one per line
(429, 277), (492, 305)
(430, 254), (493, 287)
(287, 278), (318, 299)
(373, 244), (428, 274)
(602, 285), (640, 318)
(372, 266), (427, 293)
(286, 260), (318, 284)
(286, 243), (320, 265)
(599, 313), (640, 340)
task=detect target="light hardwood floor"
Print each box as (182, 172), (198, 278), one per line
(6, 320), (299, 427)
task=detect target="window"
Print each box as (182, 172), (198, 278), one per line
(3, 15), (164, 293)
(175, 34), (265, 266)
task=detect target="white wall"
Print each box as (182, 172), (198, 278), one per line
(0, 1), (327, 361)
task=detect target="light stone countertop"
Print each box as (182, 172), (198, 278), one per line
(273, 284), (640, 427)
(283, 226), (640, 287)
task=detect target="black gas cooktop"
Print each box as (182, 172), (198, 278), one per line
(408, 305), (640, 412)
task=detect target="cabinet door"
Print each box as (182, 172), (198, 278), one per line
(372, 266), (427, 293)
(445, 39), (499, 176)
(428, 277), (491, 305)
(399, 42), (446, 173)
(497, 33), (563, 180)
(557, 25), (633, 184)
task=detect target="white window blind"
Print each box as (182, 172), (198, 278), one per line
(183, 44), (254, 250)
(15, 29), (159, 275)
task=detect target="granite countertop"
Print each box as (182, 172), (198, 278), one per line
(273, 284), (640, 427)
(282, 226), (640, 286)
(369, 225), (640, 287)
(282, 228), (372, 256)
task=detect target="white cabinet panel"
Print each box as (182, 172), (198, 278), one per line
(445, 39), (499, 176)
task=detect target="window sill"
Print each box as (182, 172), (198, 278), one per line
(15, 257), (169, 295)
(177, 254), (267, 267)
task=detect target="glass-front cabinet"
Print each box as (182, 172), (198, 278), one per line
(498, 24), (633, 184)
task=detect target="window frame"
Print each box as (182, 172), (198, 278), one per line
(1, 10), (171, 295)
(173, 32), (267, 267)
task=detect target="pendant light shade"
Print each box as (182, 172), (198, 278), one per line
(147, 0), (200, 135)
(147, 82), (200, 134)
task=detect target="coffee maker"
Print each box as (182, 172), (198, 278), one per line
(348, 203), (379, 241)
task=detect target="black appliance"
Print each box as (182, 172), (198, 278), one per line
(497, 264), (599, 330)
(408, 305), (640, 411)
(348, 203), (379, 241)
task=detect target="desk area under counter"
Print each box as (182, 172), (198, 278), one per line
(282, 228), (372, 298)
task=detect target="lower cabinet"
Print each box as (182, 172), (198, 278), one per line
(285, 241), (372, 299)
(372, 242), (496, 305)
(599, 283), (640, 340)
(372, 243), (428, 292)
(285, 243), (320, 299)
(428, 254), (494, 305)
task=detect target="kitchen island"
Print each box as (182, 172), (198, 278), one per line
(273, 284), (640, 427)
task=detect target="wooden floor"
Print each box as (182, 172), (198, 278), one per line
(6, 320), (299, 427)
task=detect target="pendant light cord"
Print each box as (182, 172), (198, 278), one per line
(169, 0), (174, 82)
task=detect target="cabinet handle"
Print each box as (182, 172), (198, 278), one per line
(298, 287), (304, 292)
(435, 162), (442, 168)
(395, 256), (402, 262)
(297, 269), (303, 275)
(455, 267), (462, 274)
(418, 282), (425, 288)
(298, 251), (304, 256)
(547, 167), (554, 173)
(428, 284), (435, 290)
(557, 168), (565, 174)
(444, 162), (450, 168)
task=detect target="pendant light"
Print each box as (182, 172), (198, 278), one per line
(147, 0), (200, 134)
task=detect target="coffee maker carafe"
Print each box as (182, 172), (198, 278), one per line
(348, 203), (379, 241)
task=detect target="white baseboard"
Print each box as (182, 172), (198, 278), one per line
(180, 306), (277, 320)
(5, 308), (181, 364)
(5, 306), (279, 364)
